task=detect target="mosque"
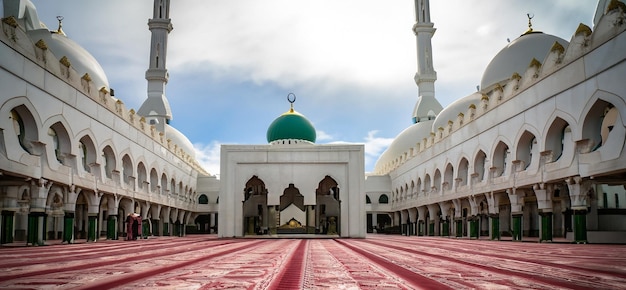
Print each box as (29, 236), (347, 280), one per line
(0, 0), (624, 245)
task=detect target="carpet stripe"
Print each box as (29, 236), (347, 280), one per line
(268, 239), (308, 290)
(336, 239), (453, 289)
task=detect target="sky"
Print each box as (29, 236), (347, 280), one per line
(28, 0), (599, 177)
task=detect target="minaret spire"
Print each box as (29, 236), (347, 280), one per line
(138, 0), (173, 131)
(411, 0), (442, 124)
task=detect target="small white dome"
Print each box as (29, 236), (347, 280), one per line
(432, 92), (483, 132)
(480, 32), (567, 92)
(165, 125), (196, 159)
(374, 120), (434, 173)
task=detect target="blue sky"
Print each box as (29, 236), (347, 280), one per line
(29, 0), (598, 176)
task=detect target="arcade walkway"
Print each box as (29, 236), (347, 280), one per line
(0, 235), (625, 289)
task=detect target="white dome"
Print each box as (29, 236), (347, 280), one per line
(165, 125), (196, 159)
(480, 32), (567, 92)
(27, 29), (110, 91)
(432, 92), (483, 132)
(374, 120), (434, 173)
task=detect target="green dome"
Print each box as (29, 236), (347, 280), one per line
(266, 108), (316, 143)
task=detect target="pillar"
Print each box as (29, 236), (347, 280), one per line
(469, 217), (479, 239)
(63, 212), (75, 243)
(27, 212), (46, 246)
(511, 213), (522, 241)
(455, 219), (462, 238)
(107, 215), (118, 240)
(152, 219), (160, 236)
(87, 214), (97, 242)
(142, 219), (150, 238)
(1, 211), (15, 244)
(573, 209), (587, 244)
(162, 222), (169, 236)
(418, 220), (424, 236)
(539, 212), (553, 242)
(490, 214), (500, 240)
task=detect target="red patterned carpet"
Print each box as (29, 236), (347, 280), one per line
(0, 235), (625, 289)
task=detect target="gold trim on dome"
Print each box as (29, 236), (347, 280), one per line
(575, 23), (592, 37)
(82, 73), (92, 82)
(469, 103), (477, 109)
(35, 39), (48, 50)
(607, 0), (626, 13)
(481, 94), (490, 100)
(458, 112), (465, 117)
(529, 58), (542, 69)
(1, 16), (18, 28)
(99, 87), (109, 94)
(550, 41), (565, 54)
(59, 56), (71, 67)
(511, 72), (522, 80)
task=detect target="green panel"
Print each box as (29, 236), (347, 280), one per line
(455, 220), (463, 238)
(574, 212), (587, 244)
(107, 216), (118, 240)
(142, 220), (150, 238)
(418, 221), (424, 236)
(63, 215), (74, 243)
(512, 215), (522, 241)
(540, 214), (553, 242)
(491, 216), (500, 240)
(1, 212), (14, 244)
(87, 216), (97, 242)
(163, 223), (169, 236)
(441, 220), (449, 236)
(27, 214), (45, 246)
(469, 219), (478, 239)
(151, 220), (159, 236)
(428, 222), (435, 236)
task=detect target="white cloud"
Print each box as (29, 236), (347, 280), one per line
(363, 130), (394, 172)
(316, 130), (333, 142)
(193, 141), (222, 177)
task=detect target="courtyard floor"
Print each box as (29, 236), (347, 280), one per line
(0, 234), (625, 289)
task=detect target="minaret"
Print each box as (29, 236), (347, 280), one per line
(138, 0), (173, 131)
(411, 0), (443, 124)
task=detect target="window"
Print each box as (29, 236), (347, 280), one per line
(379, 194), (389, 204)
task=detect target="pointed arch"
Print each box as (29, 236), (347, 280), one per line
(493, 141), (510, 177)
(516, 130), (537, 170)
(443, 163), (454, 191)
(474, 150), (487, 181)
(78, 135), (96, 173)
(10, 105), (39, 154)
(457, 157), (469, 186)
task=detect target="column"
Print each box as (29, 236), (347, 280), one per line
(1, 211), (15, 244)
(63, 212), (74, 243)
(469, 217), (479, 239)
(418, 220), (425, 236)
(87, 214), (97, 242)
(152, 219), (160, 236)
(512, 214), (522, 241)
(490, 214), (500, 240)
(142, 219), (150, 238)
(540, 212), (553, 242)
(455, 218), (462, 238)
(163, 221), (170, 236)
(107, 215), (118, 240)
(573, 209), (587, 244)
(27, 212), (46, 246)
(566, 177), (590, 244)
